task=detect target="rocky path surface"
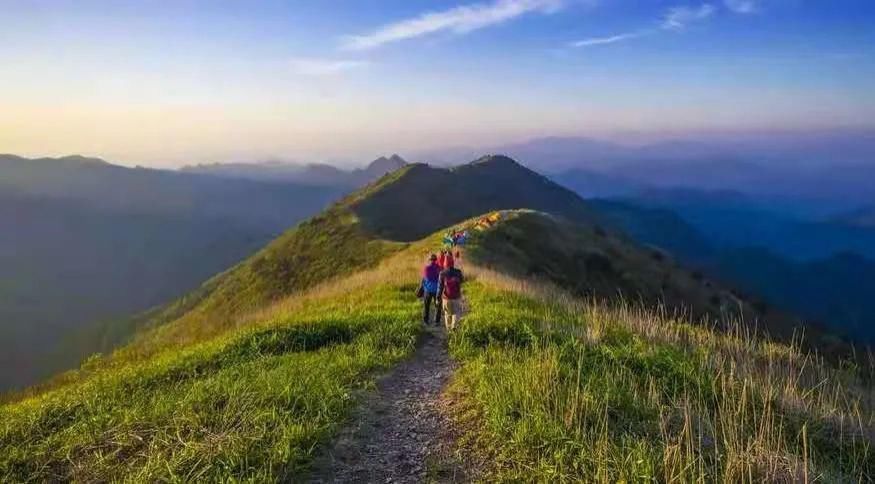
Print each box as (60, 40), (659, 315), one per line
(307, 326), (470, 483)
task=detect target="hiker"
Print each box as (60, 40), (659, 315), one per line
(444, 249), (455, 269)
(420, 254), (441, 324)
(438, 258), (464, 331)
(437, 248), (454, 270)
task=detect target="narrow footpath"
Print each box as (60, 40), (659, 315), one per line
(307, 326), (471, 483)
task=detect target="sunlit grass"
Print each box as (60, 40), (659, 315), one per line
(449, 265), (874, 481)
(0, 257), (422, 482)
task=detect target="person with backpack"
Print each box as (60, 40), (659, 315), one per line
(420, 253), (442, 325)
(438, 258), (464, 331)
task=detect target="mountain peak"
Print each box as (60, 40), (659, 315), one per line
(53, 155), (110, 166)
(469, 154), (521, 168)
(349, 155), (597, 241)
(367, 154), (408, 172)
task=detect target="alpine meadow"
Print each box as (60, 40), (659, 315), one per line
(3, 1), (875, 482)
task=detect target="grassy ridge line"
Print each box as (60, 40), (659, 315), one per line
(448, 265), (874, 481)
(0, 249), (427, 482)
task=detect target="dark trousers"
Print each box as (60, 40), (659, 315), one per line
(423, 292), (441, 324)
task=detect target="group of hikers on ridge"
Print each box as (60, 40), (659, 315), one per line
(418, 240), (465, 330)
(416, 216), (505, 329)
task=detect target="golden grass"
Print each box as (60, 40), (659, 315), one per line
(454, 264), (874, 481)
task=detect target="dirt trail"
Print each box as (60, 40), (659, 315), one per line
(307, 326), (470, 483)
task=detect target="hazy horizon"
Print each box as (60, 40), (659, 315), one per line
(2, 1), (874, 168)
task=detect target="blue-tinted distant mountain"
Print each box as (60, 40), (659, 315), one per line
(181, 160), (347, 185)
(587, 195), (875, 343)
(605, 160), (874, 214)
(0, 154), (350, 391)
(832, 207), (875, 228)
(587, 199), (716, 264)
(714, 249), (875, 342)
(546, 168), (646, 199)
(614, 188), (875, 261)
(427, 131), (875, 212)
(182, 154), (408, 187)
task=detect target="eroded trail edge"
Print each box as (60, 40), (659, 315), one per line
(307, 326), (469, 483)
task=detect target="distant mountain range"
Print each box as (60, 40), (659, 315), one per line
(181, 154), (408, 187)
(0, 154), (356, 391)
(834, 207), (875, 228)
(420, 132), (875, 214)
(3, 147), (873, 391)
(586, 193), (875, 343)
(7, 154), (869, 482)
(598, 188), (875, 262)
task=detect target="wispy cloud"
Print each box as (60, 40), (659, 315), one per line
(341, 0), (566, 51)
(570, 31), (649, 48)
(661, 4), (716, 31)
(290, 58), (369, 76)
(565, 1), (762, 52)
(724, 0), (758, 14)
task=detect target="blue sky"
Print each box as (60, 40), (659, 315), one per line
(1, 0), (874, 167)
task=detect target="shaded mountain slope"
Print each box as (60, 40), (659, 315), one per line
(715, 248), (875, 341)
(0, 193), (277, 389)
(464, 211), (756, 329)
(580, 193), (875, 343)
(834, 207), (875, 228)
(0, 155), (345, 391)
(351, 155), (600, 241)
(587, 199), (717, 265)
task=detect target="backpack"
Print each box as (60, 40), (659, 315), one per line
(443, 270), (462, 299)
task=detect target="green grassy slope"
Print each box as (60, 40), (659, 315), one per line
(118, 207), (405, 358)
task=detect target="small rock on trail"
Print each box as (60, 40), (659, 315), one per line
(307, 326), (469, 483)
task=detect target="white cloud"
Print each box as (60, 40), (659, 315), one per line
(341, 0), (566, 51)
(661, 4), (716, 31)
(724, 0), (758, 14)
(290, 58), (368, 76)
(570, 31), (648, 48)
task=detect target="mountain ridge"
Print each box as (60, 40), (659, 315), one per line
(181, 154), (409, 186)
(21, 153), (818, 389)
(3, 155), (873, 481)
